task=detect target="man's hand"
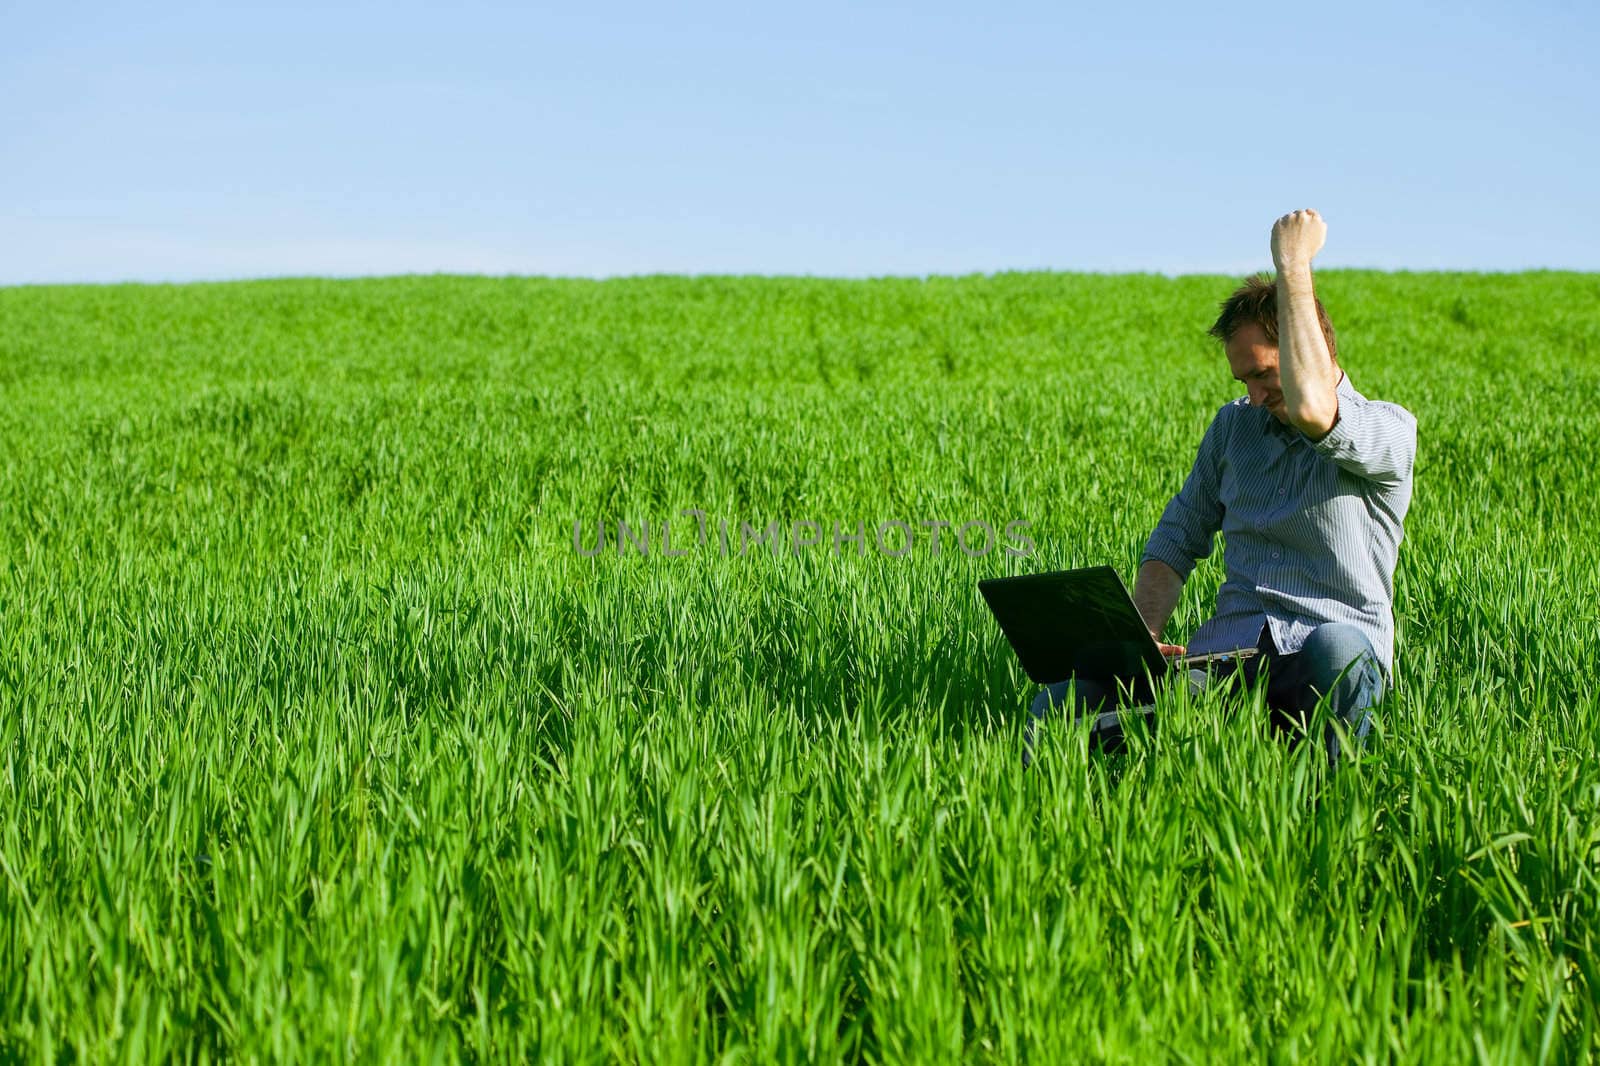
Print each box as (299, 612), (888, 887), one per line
(1154, 636), (1187, 658)
(1271, 208), (1327, 272)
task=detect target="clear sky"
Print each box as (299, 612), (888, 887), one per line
(4, 0), (1596, 284)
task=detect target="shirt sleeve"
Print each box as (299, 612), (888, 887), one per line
(1307, 395), (1417, 485)
(1141, 406), (1227, 580)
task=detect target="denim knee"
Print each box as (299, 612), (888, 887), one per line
(1299, 623), (1384, 750)
(1028, 677), (1117, 721)
(1300, 624), (1380, 690)
(1300, 622), (1372, 660)
(1030, 680), (1076, 720)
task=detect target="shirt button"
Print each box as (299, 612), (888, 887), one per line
(1277, 487), (1286, 495)
(1271, 551), (1281, 560)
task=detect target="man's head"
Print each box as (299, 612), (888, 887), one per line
(1208, 273), (1338, 424)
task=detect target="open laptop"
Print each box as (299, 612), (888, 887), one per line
(978, 565), (1257, 685)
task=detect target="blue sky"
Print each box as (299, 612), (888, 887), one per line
(3, 0), (1596, 283)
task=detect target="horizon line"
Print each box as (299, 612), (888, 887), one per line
(5, 264), (1597, 290)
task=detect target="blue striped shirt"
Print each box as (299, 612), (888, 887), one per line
(1141, 372), (1417, 672)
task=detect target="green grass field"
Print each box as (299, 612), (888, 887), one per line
(3, 271), (1599, 1061)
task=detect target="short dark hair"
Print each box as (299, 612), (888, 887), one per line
(1208, 272), (1338, 363)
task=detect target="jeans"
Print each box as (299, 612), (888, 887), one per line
(1022, 622), (1385, 769)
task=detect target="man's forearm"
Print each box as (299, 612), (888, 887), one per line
(1276, 265), (1339, 433)
(1132, 559), (1184, 639)
(1270, 209), (1339, 436)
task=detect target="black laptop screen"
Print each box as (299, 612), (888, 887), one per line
(978, 566), (1167, 684)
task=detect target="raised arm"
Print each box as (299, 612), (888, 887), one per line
(1272, 208), (1418, 484)
(1271, 209), (1340, 439)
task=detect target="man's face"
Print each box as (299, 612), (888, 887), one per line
(1225, 322), (1288, 423)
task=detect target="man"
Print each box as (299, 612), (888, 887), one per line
(1026, 209), (1417, 767)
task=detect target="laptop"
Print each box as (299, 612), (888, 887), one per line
(978, 565), (1257, 685)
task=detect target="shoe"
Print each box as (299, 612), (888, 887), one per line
(1084, 704), (1156, 753)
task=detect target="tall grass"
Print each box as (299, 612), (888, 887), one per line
(2, 272), (1598, 1060)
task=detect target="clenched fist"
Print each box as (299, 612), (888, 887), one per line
(1271, 208), (1326, 272)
